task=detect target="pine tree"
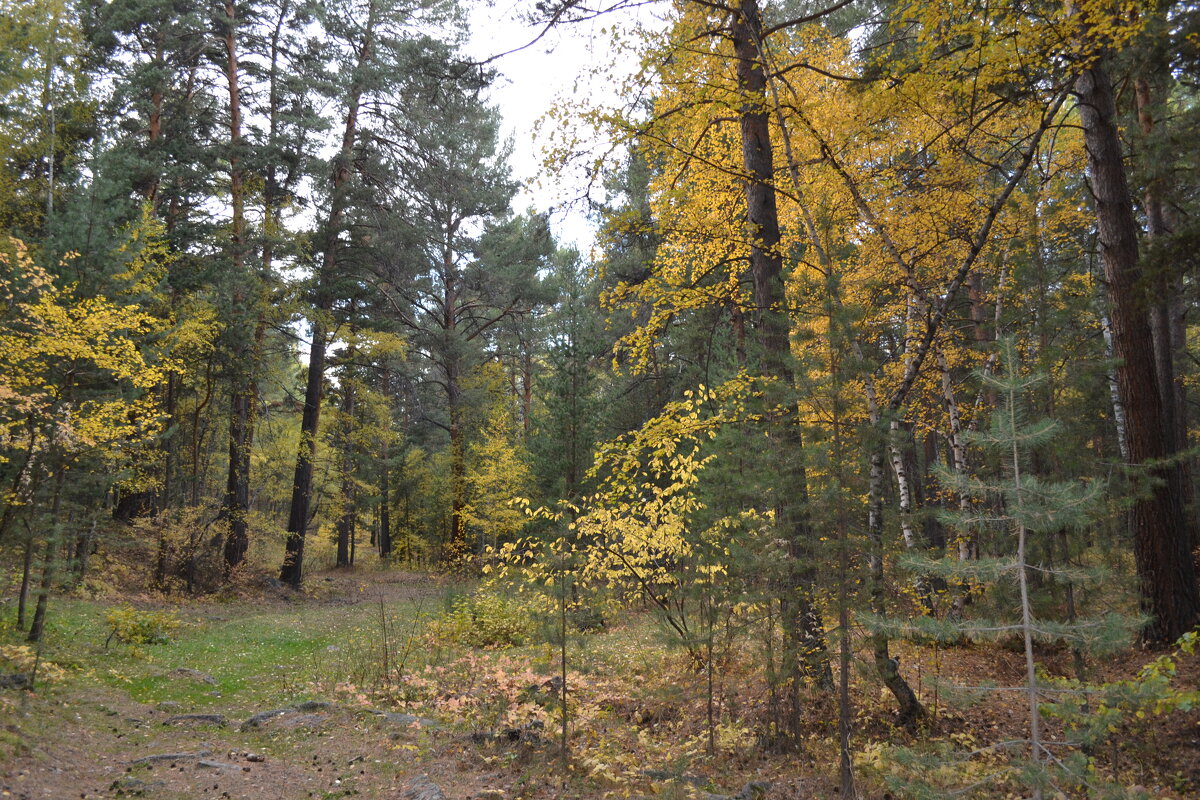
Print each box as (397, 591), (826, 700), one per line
(873, 340), (1141, 798)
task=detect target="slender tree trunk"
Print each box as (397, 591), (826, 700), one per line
(17, 531), (34, 629)
(222, 389), (252, 569)
(1099, 312), (1131, 461)
(335, 368), (357, 568)
(522, 348), (533, 437)
(1076, 59), (1200, 642)
(145, 31), (164, 208)
(447, 351), (468, 561)
(72, 519), (96, 585)
(28, 462), (65, 644)
(888, 421), (934, 612)
(864, 379), (927, 727)
(379, 443), (392, 559)
(281, 333), (325, 585)
(764, 45), (920, 720)
(162, 369), (179, 511)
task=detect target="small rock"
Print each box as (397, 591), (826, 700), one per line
(277, 713), (324, 729)
(163, 713), (227, 727)
(109, 776), (165, 796)
(0, 673), (30, 690)
(169, 667), (218, 686)
(294, 700), (332, 712)
(129, 751), (213, 765)
(156, 701), (183, 712)
(240, 708), (293, 730)
(401, 775), (446, 800)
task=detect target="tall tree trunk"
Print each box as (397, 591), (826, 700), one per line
(1099, 312), (1131, 461)
(522, 347), (533, 437)
(162, 369), (179, 511)
(281, 324), (327, 586)
(1136, 73), (1195, 554)
(335, 352), (357, 568)
(1076, 59), (1200, 642)
(222, 389), (252, 569)
(280, 0), (375, 587)
(17, 529), (34, 629)
(446, 350), (468, 562)
(731, 0), (830, 741)
(220, 0), (252, 572)
(379, 443), (392, 559)
(27, 462), (65, 644)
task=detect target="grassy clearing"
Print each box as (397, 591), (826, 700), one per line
(0, 578), (441, 716)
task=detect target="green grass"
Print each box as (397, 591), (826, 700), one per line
(1, 592), (433, 714)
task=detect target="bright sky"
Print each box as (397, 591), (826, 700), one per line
(465, 0), (655, 254)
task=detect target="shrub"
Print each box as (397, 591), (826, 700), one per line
(428, 591), (533, 649)
(103, 606), (181, 647)
(0, 644), (66, 683)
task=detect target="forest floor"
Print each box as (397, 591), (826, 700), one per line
(1, 567), (1198, 800)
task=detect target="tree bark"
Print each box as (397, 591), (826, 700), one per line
(446, 348), (468, 561)
(1136, 73), (1195, 555)
(27, 462), (65, 644)
(379, 443), (392, 558)
(280, 0), (375, 587)
(1076, 60), (1200, 642)
(219, 0), (254, 572)
(731, 0), (831, 739)
(335, 357), (357, 568)
(17, 530), (34, 629)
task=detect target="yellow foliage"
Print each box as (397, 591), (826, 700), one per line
(0, 237), (174, 490)
(0, 644), (65, 682)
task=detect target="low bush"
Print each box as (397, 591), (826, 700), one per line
(428, 590), (533, 649)
(103, 605), (181, 647)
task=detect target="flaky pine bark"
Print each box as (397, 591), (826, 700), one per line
(1135, 76), (1186, 453)
(731, 0), (831, 738)
(1076, 59), (1200, 642)
(1135, 73), (1195, 555)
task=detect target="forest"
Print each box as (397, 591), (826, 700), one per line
(1, 0), (1199, 797)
